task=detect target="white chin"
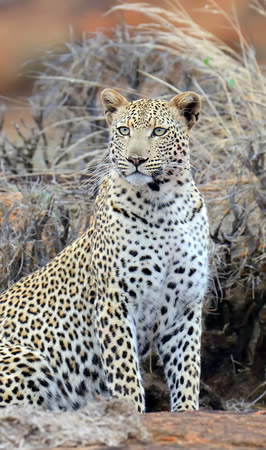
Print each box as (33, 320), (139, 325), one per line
(126, 173), (153, 186)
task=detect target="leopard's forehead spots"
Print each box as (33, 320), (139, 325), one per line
(121, 99), (172, 128)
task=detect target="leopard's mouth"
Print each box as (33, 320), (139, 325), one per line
(116, 162), (164, 186)
(124, 165), (165, 186)
(125, 172), (153, 186)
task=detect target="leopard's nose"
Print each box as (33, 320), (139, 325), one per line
(126, 156), (148, 167)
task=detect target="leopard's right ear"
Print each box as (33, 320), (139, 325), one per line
(101, 89), (129, 126)
(169, 91), (201, 130)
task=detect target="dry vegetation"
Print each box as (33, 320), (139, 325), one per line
(0, 0), (265, 411)
(0, 398), (147, 448)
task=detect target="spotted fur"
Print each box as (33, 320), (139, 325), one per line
(0, 89), (209, 413)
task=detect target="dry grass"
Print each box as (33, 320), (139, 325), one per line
(0, 0), (265, 410)
(0, 398), (147, 448)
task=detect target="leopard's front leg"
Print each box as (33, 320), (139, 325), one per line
(157, 301), (203, 411)
(95, 290), (145, 413)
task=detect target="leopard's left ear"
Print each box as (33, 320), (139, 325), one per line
(169, 91), (201, 130)
(101, 89), (129, 126)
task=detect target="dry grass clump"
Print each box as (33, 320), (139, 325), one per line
(0, 398), (147, 448)
(0, 175), (92, 288)
(0, 1), (265, 409)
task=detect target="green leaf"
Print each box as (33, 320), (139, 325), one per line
(39, 191), (52, 203)
(226, 78), (236, 89)
(203, 57), (210, 66)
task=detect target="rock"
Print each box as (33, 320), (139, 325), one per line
(139, 410), (266, 449)
(0, 399), (265, 449)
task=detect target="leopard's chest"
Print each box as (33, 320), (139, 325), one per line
(119, 204), (209, 356)
(121, 217), (202, 303)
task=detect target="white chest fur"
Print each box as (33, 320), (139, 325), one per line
(105, 176), (209, 358)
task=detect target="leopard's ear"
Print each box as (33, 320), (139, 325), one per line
(101, 89), (129, 126)
(169, 91), (201, 130)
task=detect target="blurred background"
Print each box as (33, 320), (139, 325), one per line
(1, 0), (266, 134)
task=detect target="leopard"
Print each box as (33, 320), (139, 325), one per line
(0, 88), (209, 413)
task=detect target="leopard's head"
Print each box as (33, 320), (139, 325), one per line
(101, 89), (200, 186)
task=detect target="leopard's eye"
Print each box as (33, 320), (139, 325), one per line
(118, 126), (130, 136)
(152, 127), (168, 137)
